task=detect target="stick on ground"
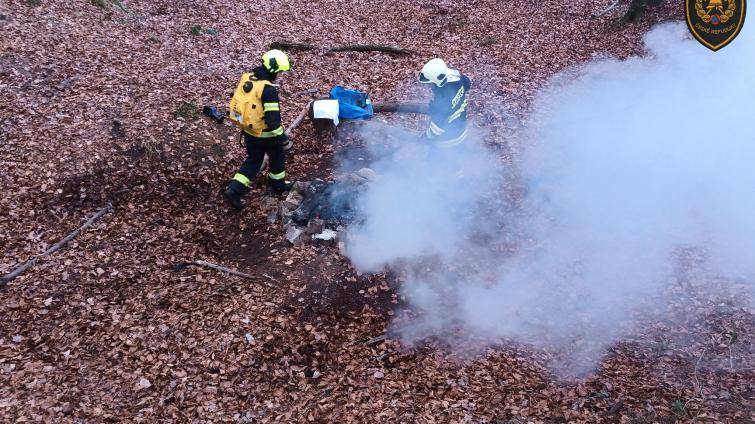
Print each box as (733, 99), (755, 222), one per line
(261, 273), (283, 285)
(178, 260), (277, 289)
(593, 0), (620, 17)
(1, 203), (113, 288)
(271, 41), (412, 55)
(328, 44), (412, 54)
(270, 41), (317, 51)
(365, 334), (389, 346)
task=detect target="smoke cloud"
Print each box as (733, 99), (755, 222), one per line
(342, 22), (755, 373)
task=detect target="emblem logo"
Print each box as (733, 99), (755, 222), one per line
(686, 0), (747, 51)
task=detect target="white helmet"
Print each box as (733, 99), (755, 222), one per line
(419, 58), (450, 87)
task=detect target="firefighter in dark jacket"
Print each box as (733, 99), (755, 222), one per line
(224, 49), (294, 210)
(418, 58), (471, 148)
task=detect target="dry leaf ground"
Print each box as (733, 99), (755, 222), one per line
(1, 0), (753, 422)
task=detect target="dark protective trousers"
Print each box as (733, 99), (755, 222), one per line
(236, 132), (287, 184)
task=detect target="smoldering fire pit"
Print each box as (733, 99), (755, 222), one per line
(273, 168), (377, 246)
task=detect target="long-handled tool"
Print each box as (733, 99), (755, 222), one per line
(258, 99), (313, 172)
(281, 99), (313, 150)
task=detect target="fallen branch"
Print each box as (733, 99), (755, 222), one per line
(373, 101), (428, 114)
(270, 41), (317, 51)
(113, 0), (130, 14)
(270, 41), (412, 55)
(1, 203), (113, 288)
(593, 0), (620, 17)
(194, 260), (256, 279)
(175, 260), (277, 289)
(365, 334), (389, 346)
(328, 44), (412, 55)
(261, 273), (283, 285)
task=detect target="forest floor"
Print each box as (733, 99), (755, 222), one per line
(1, 0), (753, 422)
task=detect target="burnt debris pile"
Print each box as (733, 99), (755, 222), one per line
(269, 168), (377, 246)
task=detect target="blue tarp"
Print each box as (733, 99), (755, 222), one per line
(329, 86), (373, 120)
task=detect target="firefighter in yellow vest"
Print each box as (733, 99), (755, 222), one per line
(224, 50), (294, 210)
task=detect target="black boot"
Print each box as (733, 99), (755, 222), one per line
(269, 178), (294, 195)
(223, 180), (248, 210)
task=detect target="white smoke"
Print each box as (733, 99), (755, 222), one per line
(343, 22), (755, 372)
(345, 124), (501, 272)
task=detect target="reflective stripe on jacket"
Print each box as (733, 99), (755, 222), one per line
(426, 74), (471, 142)
(244, 67), (284, 138)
